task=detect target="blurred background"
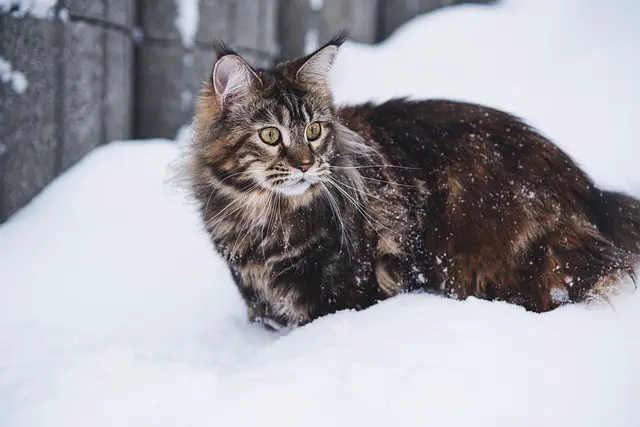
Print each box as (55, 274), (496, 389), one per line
(0, 0), (495, 224)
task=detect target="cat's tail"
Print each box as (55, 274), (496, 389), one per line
(593, 188), (640, 257)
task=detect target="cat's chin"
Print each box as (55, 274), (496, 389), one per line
(276, 180), (312, 197)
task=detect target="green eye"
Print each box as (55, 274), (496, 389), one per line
(306, 122), (322, 141)
(259, 127), (280, 145)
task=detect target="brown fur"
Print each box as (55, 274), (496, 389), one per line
(181, 33), (640, 329)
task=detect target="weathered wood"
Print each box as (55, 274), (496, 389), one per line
(279, 0), (378, 61)
(0, 15), (59, 220)
(319, 0), (378, 45)
(135, 44), (193, 139)
(60, 16), (105, 172)
(137, 0), (181, 42)
(277, 0), (311, 61)
(0, 142), (7, 220)
(104, 0), (135, 142)
(0, 0), (136, 220)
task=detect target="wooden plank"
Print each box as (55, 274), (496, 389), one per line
(319, 0), (378, 44)
(60, 5), (106, 172)
(277, 0), (311, 61)
(258, 0), (279, 57)
(135, 43), (192, 139)
(104, 0), (135, 142)
(135, 0), (196, 139)
(196, 0), (230, 43)
(0, 14), (59, 220)
(137, 0), (181, 41)
(279, 0), (378, 61)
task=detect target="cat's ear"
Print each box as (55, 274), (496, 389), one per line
(212, 46), (261, 106)
(296, 30), (348, 86)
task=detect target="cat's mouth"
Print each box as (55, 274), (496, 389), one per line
(277, 178), (313, 196)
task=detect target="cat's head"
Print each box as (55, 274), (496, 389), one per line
(191, 32), (359, 202)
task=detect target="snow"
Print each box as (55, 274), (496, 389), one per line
(1, 0), (640, 426)
(173, 0), (200, 48)
(0, 56), (28, 94)
(309, 0), (324, 11)
(56, 6), (68, 22)
(174, 121), (194, 146)
(0, 0), (57, 18)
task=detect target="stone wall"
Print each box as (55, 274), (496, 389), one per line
(0, 0), (494, 222)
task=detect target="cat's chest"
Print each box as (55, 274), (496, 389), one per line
(211, 210), (332, 262)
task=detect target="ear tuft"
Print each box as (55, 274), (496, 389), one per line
(212, 54), (260, 106)
(296, 45), (339, 86)
(295, 30), (348, 86)
(326, 29), (349, 48)
(212, 39), (237, 60)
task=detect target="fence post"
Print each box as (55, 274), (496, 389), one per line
(0, 13), (60, 220)
(278, 0), (378, 62)
(135, 0), (278, 140)
(104, 0), (136, 143)
(0, 141), (6, 221)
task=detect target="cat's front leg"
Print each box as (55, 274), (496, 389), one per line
(228, 265), (278, 329)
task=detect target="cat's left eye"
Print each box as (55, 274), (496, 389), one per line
(259, 127), (281, 145)
(306, 122), (322, 141)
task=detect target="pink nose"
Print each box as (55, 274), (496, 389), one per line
(295, 161), (313, 172)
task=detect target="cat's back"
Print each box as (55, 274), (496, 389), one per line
(337, 98), (586, 193)
(338, 98), (545, 164)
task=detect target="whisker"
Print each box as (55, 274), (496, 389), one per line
(328, 175), (394, 207)
(326, 180), (399, 250)
(228, 178), (273, 260)
(321, 183), (353, 261)
(330, 164), (423, 171)
(204, 181), (261, 228)
(359, 175), (421, 189)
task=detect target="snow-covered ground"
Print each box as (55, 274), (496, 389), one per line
(1, 0), (640, 426)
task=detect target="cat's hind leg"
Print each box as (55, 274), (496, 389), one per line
(512, 219), (637, 312)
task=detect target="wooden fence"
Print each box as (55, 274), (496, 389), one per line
(0, 0), (494, 222)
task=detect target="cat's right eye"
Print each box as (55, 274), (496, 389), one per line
(259, 127), (281, 145)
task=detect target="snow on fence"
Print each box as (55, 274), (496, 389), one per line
(0, 0), (493, 222)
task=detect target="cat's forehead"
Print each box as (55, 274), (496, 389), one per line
(250, 73), (333, 125)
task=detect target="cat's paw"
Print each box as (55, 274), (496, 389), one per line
(247, 304), (291, 332)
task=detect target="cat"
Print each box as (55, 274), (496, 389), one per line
(182, 32), (640, 330)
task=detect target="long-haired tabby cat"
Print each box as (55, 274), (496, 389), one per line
(183, 32), (640, 330)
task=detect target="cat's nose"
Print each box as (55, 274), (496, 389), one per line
(294, 161), (313, 173)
